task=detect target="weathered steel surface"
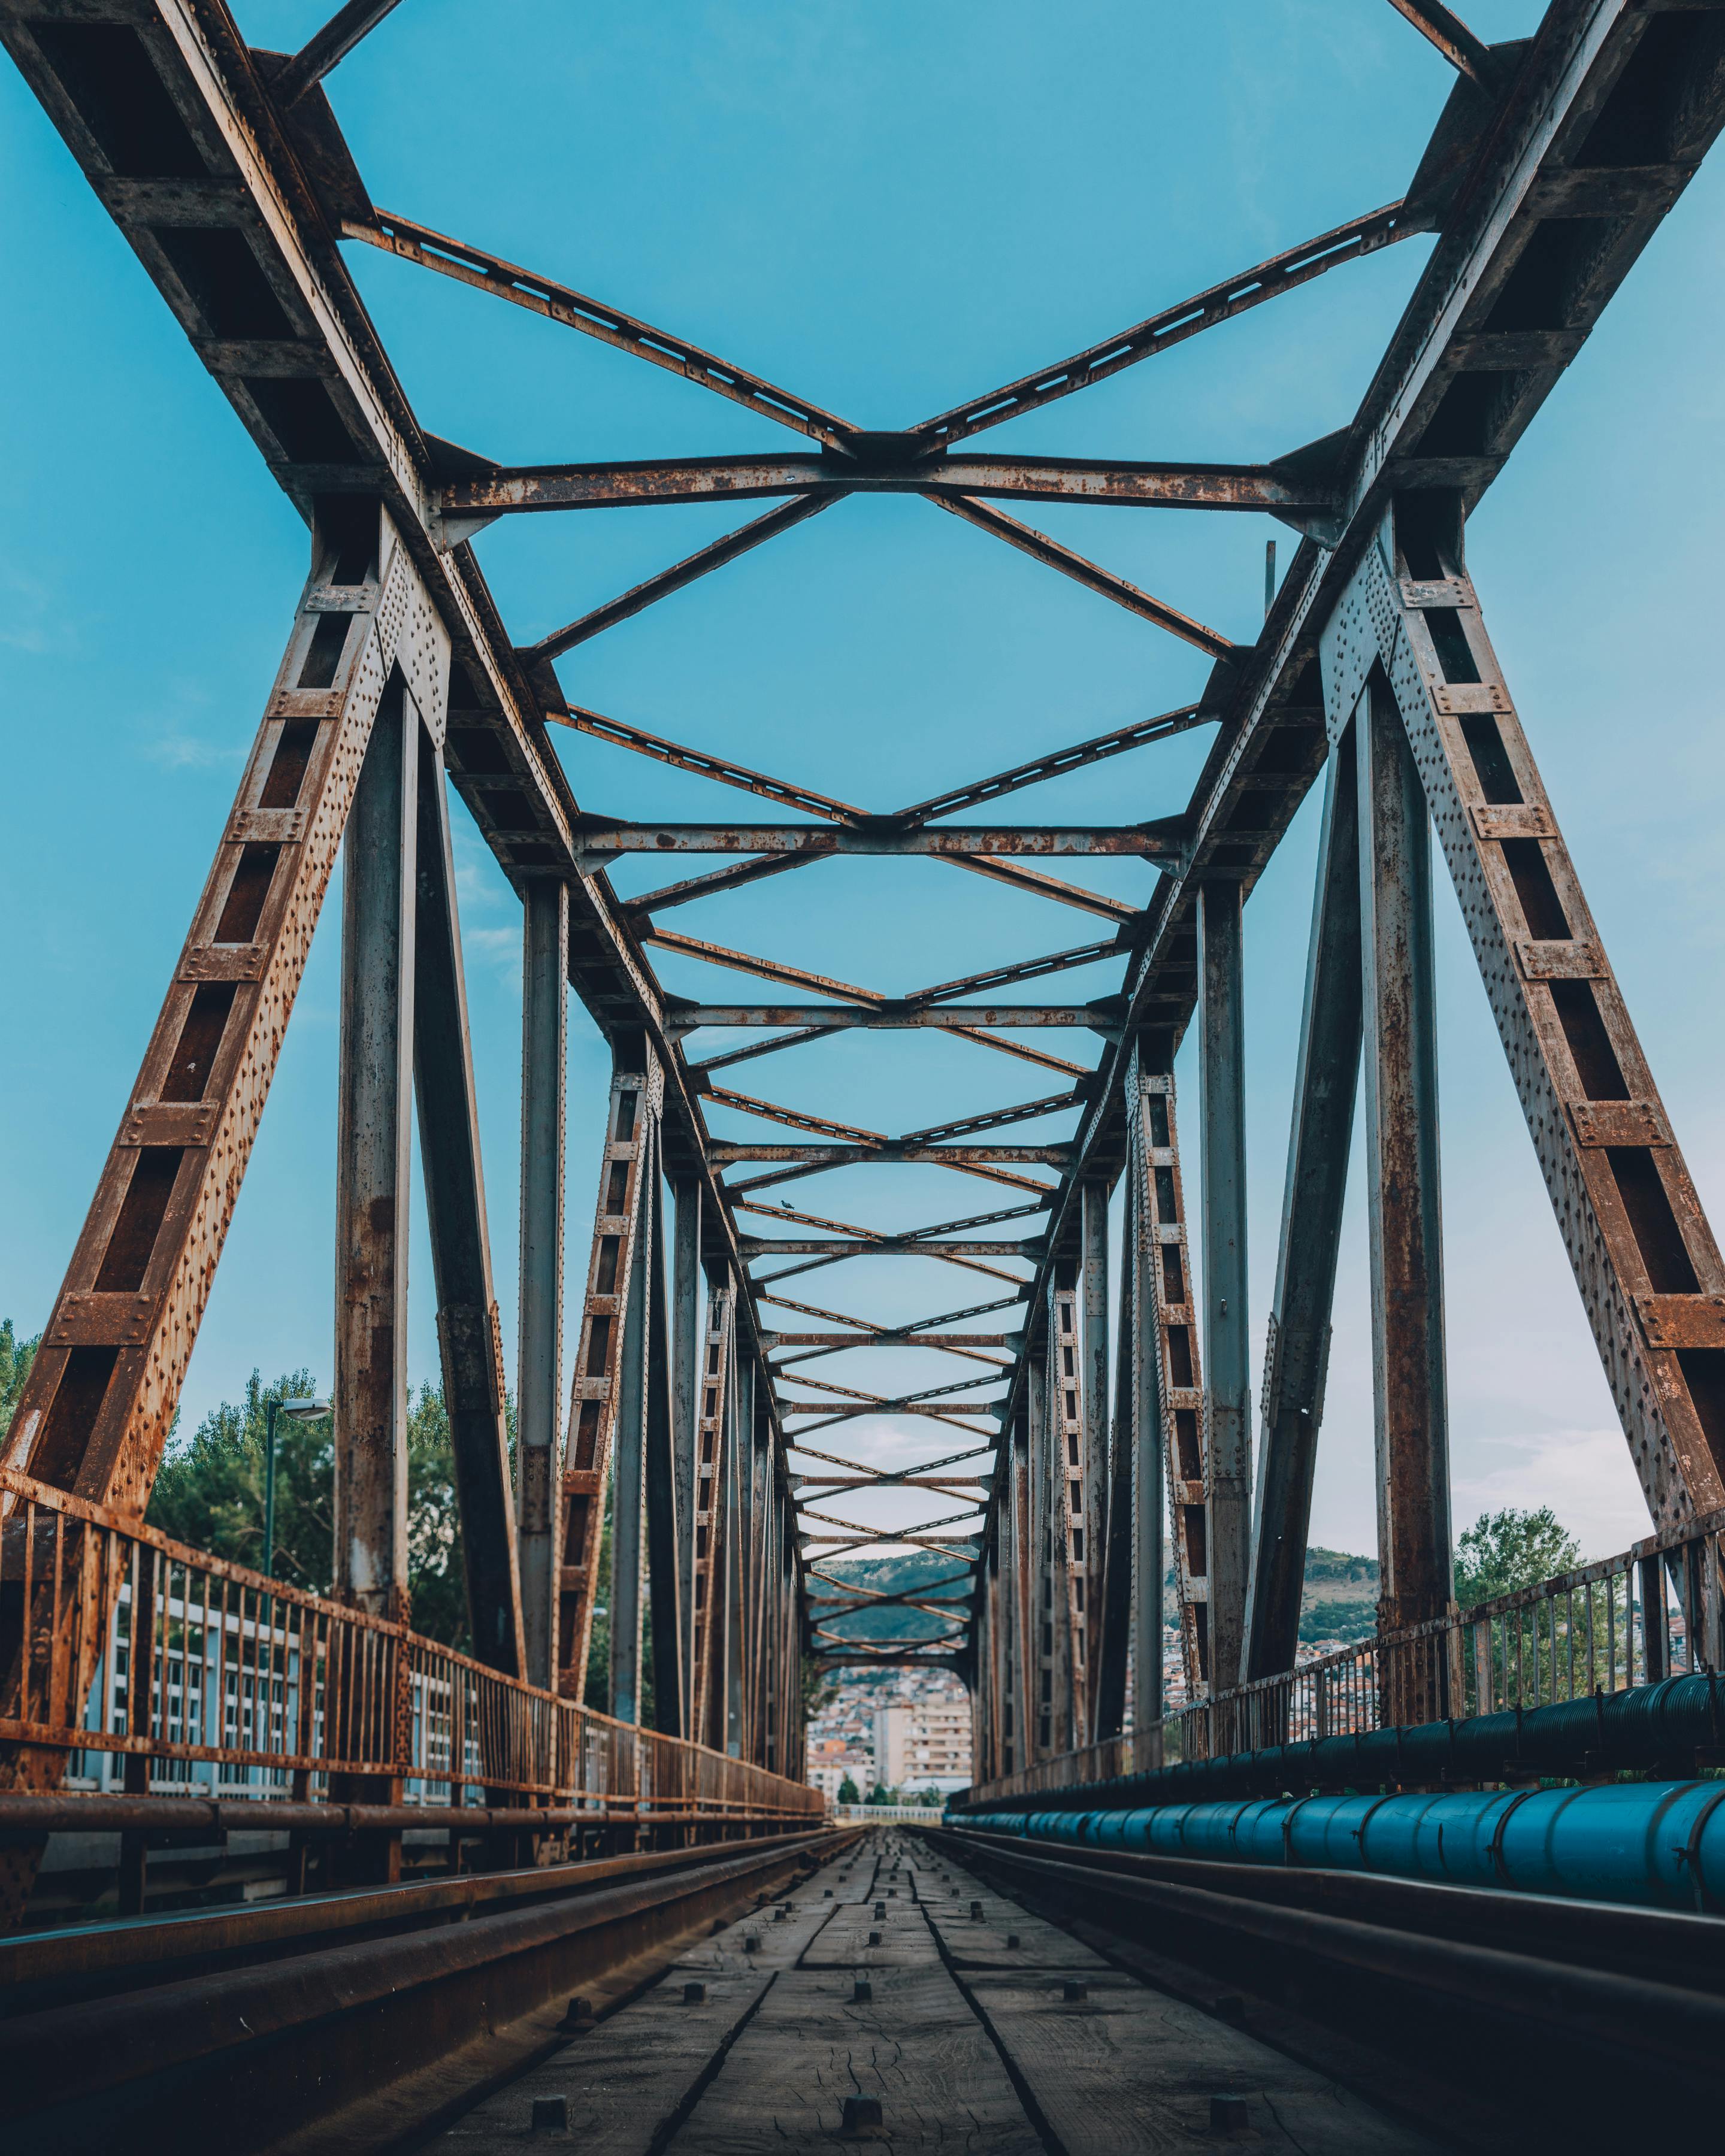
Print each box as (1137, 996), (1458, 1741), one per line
(1244, 743), (1363, 1682)
(516, 877), (568, 1692)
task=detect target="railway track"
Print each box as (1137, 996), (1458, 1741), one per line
(2, 1825), (857, 2154)
(11, 1819), (1722, 2150)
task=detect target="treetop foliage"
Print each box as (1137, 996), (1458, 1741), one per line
(1454, 1506), (1582, 1610)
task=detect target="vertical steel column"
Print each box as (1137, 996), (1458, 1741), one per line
(412, 730), (525, 1677)
(516, 878), (567, 1692)
(1079, 1179), (1111, 1738)
(1128, 1070), (1167, 1737)
(1143, 1071), (1210, 1694)
(608, 1121), (656, 1729)
(558, 1055), (659, 1699)
(641, 1138), (685, 1737)
(1094, 1138), (1137, 1742)
(1357, 675), (1454, 1657)
(691, 1285), (734, 1746)
(1199, 880), (1251, 1693)
(333, 676), (416, 1627)
(1245, 739), (1364, 1681)
(724, 1352), (750, 1756)
(670, 1179), (703, 1736)
(1048, 1282), (1085, 1752)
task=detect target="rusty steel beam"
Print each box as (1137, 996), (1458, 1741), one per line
(1384, 0), (1497, 84)
(930, 494), (1236, 656)
(346, 210), (859, 450)
(573, 820), (1182, 861)
(442, 453), (1334, 519)
(939, 855), (1143, 925)
(899, 1091), (1089, 1144)
(625, 853), (827, 918)
(547, 706), (866, 825)
(272, 0), (406, 105)
(525, 494), (843, 662)
(913, 198), (1427, 450)
(709, 1144), (1070, 1164)
(667, 1003), (1118, 1031)
(1244, 737), (1363, 1684)
(892, 705), (1210, 826)
(644, 928), (882, 1004)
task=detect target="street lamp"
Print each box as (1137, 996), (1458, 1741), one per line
(264, 1396), (330, 1580)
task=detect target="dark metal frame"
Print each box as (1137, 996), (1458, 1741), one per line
(5, 0), (1725, 1842)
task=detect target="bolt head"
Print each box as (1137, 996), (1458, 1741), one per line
(743, 1934), (760, 1953)
(1006, 1934), (1021, 1949)
(683, 1981), (706, 2003)
(868, 1929), (882, 1945)
(1061, 1979), (1088, 2002)
(1209, 2094), (1250, 2133)
(853, 1978), (873, 2001)
(531, 2094), (568, 2131)
(841, 2094), (883, 2134)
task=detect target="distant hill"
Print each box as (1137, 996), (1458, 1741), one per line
(809, 1548), (1380, 1646)
(806, 1554), (970, 1645)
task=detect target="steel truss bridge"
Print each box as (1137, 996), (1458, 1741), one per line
(6, 1), (1725, 2147)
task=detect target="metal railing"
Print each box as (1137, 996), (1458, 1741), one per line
(966, 1503), (1725, 1806)
(0, 1468), (821, 1823)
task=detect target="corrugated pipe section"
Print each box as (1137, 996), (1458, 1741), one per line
(960, 1779), (1725, 1912)
(957, 1672), (1725, 1815)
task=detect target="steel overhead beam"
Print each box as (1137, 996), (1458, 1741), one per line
(741, 1239), (1037, 1258)
(441, 452), (1334, 518)
(271, 0), (405, 105)
(344, 210), (858, 450)
(892, 705), (1210, 826)
(625, 853), (827, 918)
(709, 1144), (1070, 1164)
(913, 198), (1428, 450)
(967, 0), (1725, 1641)
(930, 494), (1236, 656)
(572, 821), (1182, 862)
(765, 1333), (1021, 1349)
(644, 929), (882, 1004)
(549, 706), (866, 824)
(668, 1004), (1119, 1031)
(939, 855), (1142, 925)
(525, 493), (842, 662)
(1384, 0), (1497, 84)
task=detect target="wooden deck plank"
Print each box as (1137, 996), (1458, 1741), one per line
(669, 1963), (1045, 2155)
(960, 1969), (1448, 2154)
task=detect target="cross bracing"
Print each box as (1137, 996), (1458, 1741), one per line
(3, 0), (1725, 1833)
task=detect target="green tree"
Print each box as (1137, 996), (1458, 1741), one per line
(1454, 1507), (1581, 1610)
(865, 1782), (894, 1806)
(837, 1774), (860, 1804)
(0, 1319), (40, 1440)
(144, 1370), (499, 1654)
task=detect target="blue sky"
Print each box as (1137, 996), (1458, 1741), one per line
(5, 1), (1724, 1562)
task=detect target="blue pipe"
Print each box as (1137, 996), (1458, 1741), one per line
(955, 1673), (1725, 1816)
(961, 1779), (1725, 1912)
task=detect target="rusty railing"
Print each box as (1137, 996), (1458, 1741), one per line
(0, 1468), (821, 1823)
(967, 1503), (1725, 1806)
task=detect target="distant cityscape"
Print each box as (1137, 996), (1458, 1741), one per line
(804, 1618), (1372, 1799)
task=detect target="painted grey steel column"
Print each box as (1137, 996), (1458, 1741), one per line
(1244, 737), (1364, 1681)
(334, 675), (415, 1623)
(1079, 1177), (1110, 1739)
(1199, 878), (1251, 1693)
(1094, 1174), (1134, 1741)
(642, 1135), (686, 1736)
(516, 876), (567, 1691)
(725, 1353), (750, 1755)
(1358, 677), (1453, 1646)
(609, 1156), (652, 1726)
(670, 1178), (702, 1737)
(413, 728), (526, 1677)
(1130, 1083), (1166, 1734)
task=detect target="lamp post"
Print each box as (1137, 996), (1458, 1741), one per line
(263, 1395), (330, 1583)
